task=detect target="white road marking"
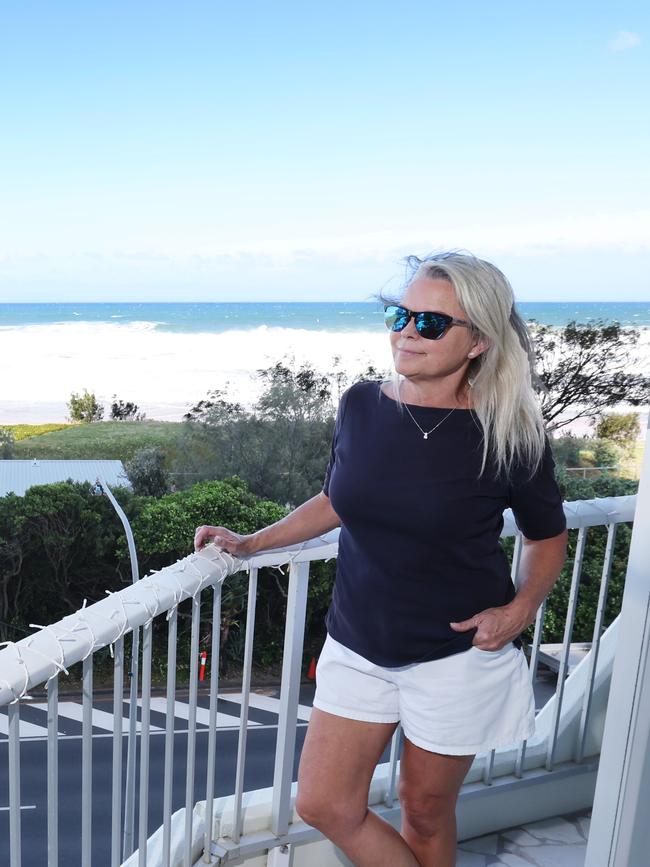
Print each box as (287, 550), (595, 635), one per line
(29, 701), (164, 733)
(129, 697), (260, 728)
(0, 713), (48, 739)
(221, 692), (312, 721)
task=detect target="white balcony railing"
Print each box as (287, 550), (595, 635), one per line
(0, 494), (637, 866)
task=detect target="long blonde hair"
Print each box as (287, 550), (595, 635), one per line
(377, 250), (549, 482)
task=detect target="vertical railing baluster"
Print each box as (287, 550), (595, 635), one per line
(514, 599), (547, 777)
(202, 584), (223, 863)
(162, 606), (178, 866)
(184, 593), (202, 867)
(8, 702), (21, 867)
(485, 533), (524, 784)
(547, 526), (587, 770)
(123, 626), (140, 860)
(383, 724), (401, 808)
(231, 568), (258, 844)
(270, 560), (310, 839)
(138, 621), (153, 866)
(111, 638), (124, 867)
(81, 654), (93, 866)
(47, 675), (59, 866)
(576, 521), (617, 762)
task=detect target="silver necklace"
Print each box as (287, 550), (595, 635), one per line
(399, 381), (457, 439)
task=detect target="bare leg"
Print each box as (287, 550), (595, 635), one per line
(296, 708), (421, 867)
(398, 736), (476, 867)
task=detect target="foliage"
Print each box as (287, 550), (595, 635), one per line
(0, 427), (15, 458)
(67, 389), (104, 423)
(551, 434), (623, 470)
(110, 395), (146, 421)
(529, 319), (650, 434)
(0, 465), (640, 680)
(124, 446), (170, 497)
(595, 412), (641, 453)
(176, 356), (391, 506)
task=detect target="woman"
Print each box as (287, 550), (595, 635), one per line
(194, 251), (568, 867)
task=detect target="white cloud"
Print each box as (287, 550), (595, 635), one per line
(608, 30), (641, 52)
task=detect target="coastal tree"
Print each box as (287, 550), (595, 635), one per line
(67, 389), (104, 423)
(110, 396), (146, 421)
(595, 411), (641, 454)
(529, 319), (650, 434)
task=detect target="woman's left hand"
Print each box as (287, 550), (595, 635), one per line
(449, 602), (534, 651)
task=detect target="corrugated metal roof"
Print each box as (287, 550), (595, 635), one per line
(0, 460), (132, 497)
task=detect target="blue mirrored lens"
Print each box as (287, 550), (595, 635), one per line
(384, 305), (409, 331)
(415, 314), (448, 338)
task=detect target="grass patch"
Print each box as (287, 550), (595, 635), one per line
(11, 419), (187, 463)
(3, 423), (73, 440)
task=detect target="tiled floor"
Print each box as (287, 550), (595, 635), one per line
(457, 808), (590, 866)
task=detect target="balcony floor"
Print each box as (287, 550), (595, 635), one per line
(457, 807), (590, 866)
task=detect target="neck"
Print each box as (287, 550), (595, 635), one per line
(398, 378), (472, 409)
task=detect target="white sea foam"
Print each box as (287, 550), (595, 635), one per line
(0, 320), (394, 423)
(1, 319), (648, 432)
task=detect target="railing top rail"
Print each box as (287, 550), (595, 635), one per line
(0, 495), (637, 708)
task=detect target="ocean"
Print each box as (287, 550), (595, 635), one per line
(1, 301), (649, 427)
(2, 301), (650, 332)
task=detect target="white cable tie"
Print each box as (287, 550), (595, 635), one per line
(168, 571), (188, 606)
(0, 642), (30, 703)
(0, 678), (19, 704)
(71, 613), (99, 662)
(24, 638), (70, 679)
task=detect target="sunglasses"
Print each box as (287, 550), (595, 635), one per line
(384, 304), (473, 340)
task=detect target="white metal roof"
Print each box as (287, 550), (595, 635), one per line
(0, 459), (132, 497)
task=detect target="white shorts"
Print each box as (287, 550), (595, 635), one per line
(312, 632), (536, 755)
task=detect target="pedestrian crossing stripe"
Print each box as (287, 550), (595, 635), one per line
(0, 693), (305, 740)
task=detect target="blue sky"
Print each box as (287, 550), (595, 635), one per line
(0, 1), (648, 302)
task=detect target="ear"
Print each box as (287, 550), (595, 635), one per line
(468, 338), (490, 358)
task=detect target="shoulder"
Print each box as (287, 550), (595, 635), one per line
(340, 379), (381, 408)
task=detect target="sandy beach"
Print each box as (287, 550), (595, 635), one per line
(1, 319), (648, 438)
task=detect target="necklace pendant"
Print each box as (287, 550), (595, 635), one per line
(423, 432), (428, 440)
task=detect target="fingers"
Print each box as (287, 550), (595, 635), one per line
(194, 525), (237, 553)
(194, 525), (222, 552)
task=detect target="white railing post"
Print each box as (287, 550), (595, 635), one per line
(270, 559), (310, 838)
(586, 423), (650, 865)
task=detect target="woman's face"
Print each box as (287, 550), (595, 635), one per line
(389, 276), (485, 381)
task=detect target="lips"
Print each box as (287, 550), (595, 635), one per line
(397, 347), (423, 355)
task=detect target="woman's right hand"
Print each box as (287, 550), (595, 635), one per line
(194, 525), (258, 557)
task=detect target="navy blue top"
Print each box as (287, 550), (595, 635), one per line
(322, 380), (567, 666)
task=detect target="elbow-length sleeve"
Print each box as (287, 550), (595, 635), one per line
(508, 434), (567, 540)
(322, 386), (351, 497)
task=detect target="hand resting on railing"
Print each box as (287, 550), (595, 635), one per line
(194, 491), (341, 557)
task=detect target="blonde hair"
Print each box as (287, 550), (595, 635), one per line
(377, 250), (549, 482)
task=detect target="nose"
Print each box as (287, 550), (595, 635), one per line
(400, 316), (420, 338)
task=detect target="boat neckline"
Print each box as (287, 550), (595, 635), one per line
(377, 381), (473, 412)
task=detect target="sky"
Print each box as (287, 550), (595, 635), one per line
(0, 1), (648, 302)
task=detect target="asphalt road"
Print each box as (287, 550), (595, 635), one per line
(0, 671), (558, 866)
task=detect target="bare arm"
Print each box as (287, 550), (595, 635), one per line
(194, 491), (341, 556)
(449, 527), (569, 650)
(508, 527), (569, 626)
